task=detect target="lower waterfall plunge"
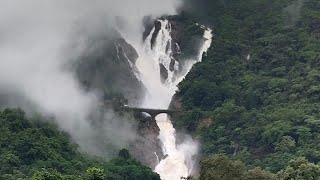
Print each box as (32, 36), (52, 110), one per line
(134, 20), (212, 180)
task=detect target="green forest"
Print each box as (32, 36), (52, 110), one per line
(2, 0), (320, 179)
(174, 0), (320, 179)
(0, 109), (160, 180)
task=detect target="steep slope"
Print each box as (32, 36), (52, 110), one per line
(73, 29), (165, 169)
(74, 29), (145, 106)
(174, 0), (320, 172)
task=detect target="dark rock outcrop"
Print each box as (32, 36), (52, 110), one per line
(115, 38), (139, 64)
(167, 16), (205, 62)
(142, 16), (155, 41)
(159, 64), (169, 84)
(169, 93), (183, 111)
(75, 30), (145, 106)
(150, 20), (162, 50)
(130, 114), (164, 169)
(169, 59), (176, 72)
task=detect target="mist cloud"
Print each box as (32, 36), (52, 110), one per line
(284, 0), (308, 25)
(0, 0), (181, 157)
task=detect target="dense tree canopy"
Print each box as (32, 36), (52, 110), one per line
(199, 154), (276, 180)
(0, 108), (160, 180)
(175, 0), (320, 175)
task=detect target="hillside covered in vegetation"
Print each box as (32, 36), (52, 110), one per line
(0, 108), (160, 180)
(174, 0), (320, 178)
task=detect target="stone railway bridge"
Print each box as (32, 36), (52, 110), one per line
(121, 106), (183, 120)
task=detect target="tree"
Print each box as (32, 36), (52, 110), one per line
(118, 149), (131, 160)
(200, 154), (245, 180)
(244, 168), (276, 180)
(30, 170), (64, 180)
(199, 154), (276, 180)
(86, 167), (106, 180)
(277, 157), (320, 180)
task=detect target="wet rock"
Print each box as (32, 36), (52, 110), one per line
(169, 93), (183, 111)
(169, 59), (176, 72)
(142, 16), (155, 41)
(75, 31), (145, 106)
(150, 20), (162, 49)
(115, 38), (139, 63)
(159, 63), (169, 83)
(130, 115), (164, 169)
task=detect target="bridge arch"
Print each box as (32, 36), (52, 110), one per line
(141, 112), (169, 121)
(122, 106), (180, 121)
(154, 113), (171, 121)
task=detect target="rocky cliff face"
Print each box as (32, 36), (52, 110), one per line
(74, 29), (163, 169)
(129, 114), (164, 169)
(168, 94), (184, 129)
(169, 93), (183, 111)
(75, 30), (145, 106)
(73, 16), (206, 169)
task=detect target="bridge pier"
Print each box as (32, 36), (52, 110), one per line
(149, 113), (157, 122)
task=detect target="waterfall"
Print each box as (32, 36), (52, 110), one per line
(134, 19), (212, 180)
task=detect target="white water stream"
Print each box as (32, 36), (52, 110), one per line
(134, 20), (212, 180)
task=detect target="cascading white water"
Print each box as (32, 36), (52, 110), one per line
(135, 20), (213, 180)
